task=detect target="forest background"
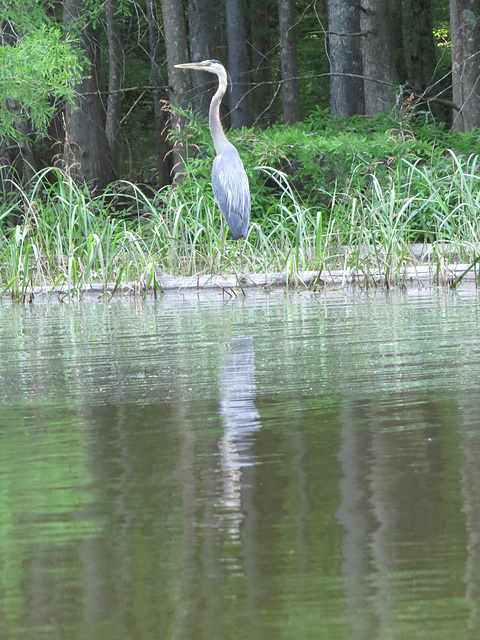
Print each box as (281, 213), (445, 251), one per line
(1, 0), (480, 293)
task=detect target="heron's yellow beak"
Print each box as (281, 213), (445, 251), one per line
(175, 62), (203, 70)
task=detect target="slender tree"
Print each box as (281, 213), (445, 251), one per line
(160, 0), (192, 173)
(160, 0), (191, 109)
(105, 0), (123, 176)
(250, 3), (275, 123)
(449, 0), (480, 131)
(145, 0), (170, 186)
(360, 0), (396, 116)
(63, 0), (116, 190)
(326, 0), (364, 116)
(226, 0), (251, 127)
(401, 0), (436, 95)
(188, 0), (214, 118)
(278, 0), (301, 123)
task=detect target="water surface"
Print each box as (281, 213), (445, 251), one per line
(1, 289), (479, 639)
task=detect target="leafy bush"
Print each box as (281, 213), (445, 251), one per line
(0, 25), (82, 140)
(169, 108), (480, 236)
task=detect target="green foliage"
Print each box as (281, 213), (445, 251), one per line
(3, 106), (480, 296)
(152, 109), (480, 284)
(0, 25), (82, 139)
(169, 109), (480, 236)
(1, 0), (52, 30)
(262, 109), (478, 195)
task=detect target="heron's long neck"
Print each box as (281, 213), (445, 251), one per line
(209, 70), (229, 154)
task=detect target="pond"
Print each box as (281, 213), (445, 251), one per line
(1, 288), (480, 640)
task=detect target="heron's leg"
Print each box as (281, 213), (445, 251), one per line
(219, 215), (225, 267)
(220, 215), (225, 245)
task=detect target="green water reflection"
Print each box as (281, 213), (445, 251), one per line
(0, 290), (479, 639)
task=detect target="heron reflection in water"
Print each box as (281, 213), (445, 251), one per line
(217, 336), (261, 539)
(174, 60), (251, 246)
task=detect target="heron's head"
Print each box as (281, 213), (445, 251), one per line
(175, 59), (226, 78)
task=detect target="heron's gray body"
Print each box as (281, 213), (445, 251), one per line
(174, 59), (251, 241)
(212, 142), (250, 240)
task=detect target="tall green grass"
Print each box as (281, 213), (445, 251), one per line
(1, 150), (480, 299)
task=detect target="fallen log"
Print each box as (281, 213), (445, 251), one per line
(16, 261), (477, 300)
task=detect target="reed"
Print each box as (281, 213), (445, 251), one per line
(0, 151), (479, 299)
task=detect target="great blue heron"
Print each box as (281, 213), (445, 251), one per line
(174, 60), (251, 241)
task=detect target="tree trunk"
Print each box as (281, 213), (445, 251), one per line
(360, 0), (396, 116)
(63, 0), (116, 190)
(401, 0), (436, 94)
(278, 0), (301, 123)
(327, 0), (364, 116)
(160, 0), (191, 110)
(105, 0), (123, 176)
(250, 4), (275, 123)
(188, 0), (213, 119)
(226, 0), (251, 128)
(146, 0), (171, 186)
(160, 0), (192, 174)
(449, 0), (480, 131)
